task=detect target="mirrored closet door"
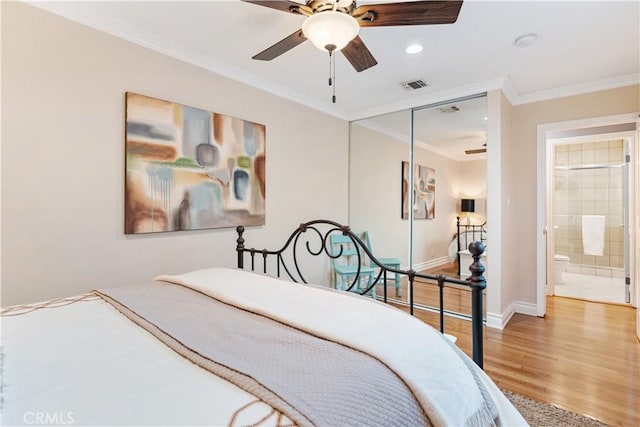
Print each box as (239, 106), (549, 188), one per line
(348, 94), (487, 311)
(410, 95), (488, 282)
(349, 109), (412, 304)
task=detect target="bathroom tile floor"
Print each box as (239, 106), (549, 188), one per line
(554, 272), (627, 304)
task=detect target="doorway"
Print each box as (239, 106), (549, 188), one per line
(551, 138), (630, 304)
(536, 114), (638, 314)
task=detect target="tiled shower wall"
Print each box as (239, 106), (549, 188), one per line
(554, 140), (625, 272)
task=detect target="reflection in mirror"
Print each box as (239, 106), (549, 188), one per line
(411, 95), (487, 282)
(349, 95), (487, 309)
(349, 110), (412, 303)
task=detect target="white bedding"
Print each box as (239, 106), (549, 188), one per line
(1, 295), (286, 426)
(448, 230), (488, 263)
(1, 268), (525, 426)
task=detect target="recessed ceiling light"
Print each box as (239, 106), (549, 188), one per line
(514, 33), (539, 48)
(405, 44), (423, 54)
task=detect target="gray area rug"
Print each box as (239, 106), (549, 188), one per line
(503, 390), (607, 427)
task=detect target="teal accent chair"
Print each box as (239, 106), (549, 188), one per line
(361, 231), (402, 297)
(329, 234), (376, 297)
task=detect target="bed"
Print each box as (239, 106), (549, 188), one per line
(2, 219), (524, 426)
(448, 216), (488, 277)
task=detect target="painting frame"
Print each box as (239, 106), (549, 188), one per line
(124, 92), (266, 234)
(402, 161), (435, 220)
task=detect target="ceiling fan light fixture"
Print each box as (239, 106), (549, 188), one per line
(302, 11), (360, 52)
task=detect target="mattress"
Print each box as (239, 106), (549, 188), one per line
(1, 268), (525, 426)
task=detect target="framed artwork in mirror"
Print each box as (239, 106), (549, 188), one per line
(402, 161), (435, 220)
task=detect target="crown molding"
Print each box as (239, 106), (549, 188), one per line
(499, 76), (519, 106)
(26, 0), (351, 121)
(26, 1), (500, 123)
(25, 2), (640, 122)
(354, 118), (411, 145)
(350, 72), (640, 118)
(347, 77), (506, 121)
(509, 73), (640, 106)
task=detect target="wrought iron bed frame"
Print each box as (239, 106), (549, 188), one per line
(236, 219), (487, 368)
(456, 216), (488, 276)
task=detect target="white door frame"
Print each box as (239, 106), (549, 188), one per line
(536, 113), (639, 317)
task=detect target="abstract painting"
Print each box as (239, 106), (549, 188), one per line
(402, 161), (435, 220)
(125, 92), (266, 234)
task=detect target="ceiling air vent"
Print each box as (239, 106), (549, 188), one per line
(438, 105), (460, 114)
(400, 79), (429, 91)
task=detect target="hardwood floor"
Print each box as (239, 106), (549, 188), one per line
(379, 265), (639, 426)
(482, 298), (638, 427)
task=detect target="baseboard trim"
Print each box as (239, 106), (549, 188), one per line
(486, 302), (515, 330)
(487, 301), (538, 329)
(408, 256), (451, 272)
(514, 301), (538, 317)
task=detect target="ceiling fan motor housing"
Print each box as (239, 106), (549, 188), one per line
(307, 0), (355, 14)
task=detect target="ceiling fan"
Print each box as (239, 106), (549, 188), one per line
(465, 142), (486, 155)
(244, 0), (464, 73)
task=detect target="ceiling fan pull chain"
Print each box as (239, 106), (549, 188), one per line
(332, 49), (337, 103)
(325, 44), (337, 104)
(328, 50), (333, 87)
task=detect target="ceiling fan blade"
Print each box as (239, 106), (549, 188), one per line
(354, 0), (463, 27)
(252, 29), (307, 61)
(342, 36), (378, 72)
(241, 0), (302, 14)
(465, 148), (486, 155)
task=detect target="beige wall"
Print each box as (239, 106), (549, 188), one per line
(458, 159), (487, 224)
(511, 85), (640, 304)
(1, 2), (349, 305)
(499, 91), (516, 310)
(485, 90), (509, 322)
(412, 145), (464, 266)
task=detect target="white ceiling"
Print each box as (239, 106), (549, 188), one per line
(30, 0), (639, 159)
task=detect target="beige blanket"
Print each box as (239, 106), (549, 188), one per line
(95, 280), (427, 427)
(155, 268), (498, 427)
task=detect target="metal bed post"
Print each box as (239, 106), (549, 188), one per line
(437, 275), (445, 333)
(408, 271), (415, 316)
(468, 241), (486, 369)
(383, 270), (388, 303)
(262, 250), (268, 273)
(456, 216), (461, 275)
(236, 226), (245, 269)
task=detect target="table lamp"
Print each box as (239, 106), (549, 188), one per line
(461, 199), (475, 225)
